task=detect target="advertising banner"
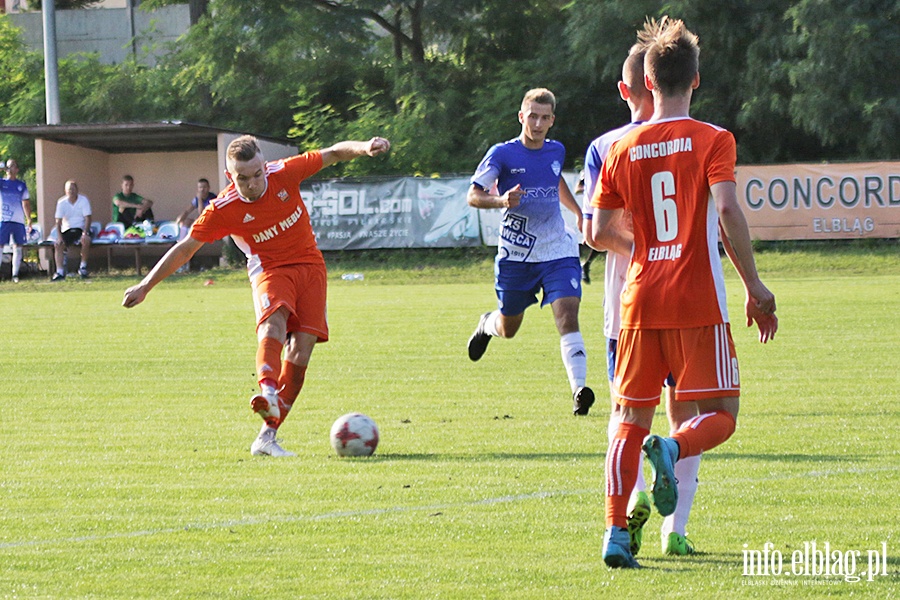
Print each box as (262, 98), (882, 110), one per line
(301, 177), (481, 250)
(736, 162), (900, 240)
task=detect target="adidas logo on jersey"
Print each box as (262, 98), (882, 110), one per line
(243, 213), (255, 223)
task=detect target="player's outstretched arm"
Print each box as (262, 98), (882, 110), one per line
(320, 137), (390, 168)
(122, 236), (205, 308)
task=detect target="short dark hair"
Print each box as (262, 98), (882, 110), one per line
(622, 42), (649, 101)
(639, 16), (699, 96)
(227, 135), (262, 163)
(521, 88), (557, 113)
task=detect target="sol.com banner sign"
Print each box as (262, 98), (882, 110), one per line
(736, 161), (900, 240)
(300, 177), (480, 250)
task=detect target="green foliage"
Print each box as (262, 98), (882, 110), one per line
(292, 63), (482, 175)
(783, 0), (900, 158)
(566, 0), (900, 162)
(0, 0), (897, 180)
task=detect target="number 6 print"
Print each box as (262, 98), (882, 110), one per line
(651, 171), (678, 242)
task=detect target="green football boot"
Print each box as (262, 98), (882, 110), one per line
(626, 490), (652, 556)
(663, 532), (696, 556)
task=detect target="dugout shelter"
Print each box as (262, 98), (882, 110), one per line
(0, 121), (297, 272)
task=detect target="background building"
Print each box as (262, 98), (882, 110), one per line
(4, 0), (188, 65)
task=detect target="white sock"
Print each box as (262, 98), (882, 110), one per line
(56, 268), (65, 276)
(559, 331), (587, 392)
(634, 455), (647, 493)
(12, 247), (22, 277)
(257, 423), (276, 439)
(483, 310), (502, 337)
(79, 261), (88, 269)
(662, 453), (701, 536)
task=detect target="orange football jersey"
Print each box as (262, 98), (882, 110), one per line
(593, 117), (736, 329)
(191, 152), (325, 277)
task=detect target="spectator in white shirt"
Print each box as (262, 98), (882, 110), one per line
(53, 180), (92, 280)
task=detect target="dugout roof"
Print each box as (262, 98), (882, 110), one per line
(0, 121), (293, 154)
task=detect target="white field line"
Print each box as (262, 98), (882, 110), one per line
(0, 489), (588, 550)
(1, 464), (893, 551)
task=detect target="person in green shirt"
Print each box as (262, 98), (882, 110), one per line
(112, 175), (154, 228)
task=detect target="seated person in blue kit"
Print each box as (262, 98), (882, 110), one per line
(176, 178), (217, 239)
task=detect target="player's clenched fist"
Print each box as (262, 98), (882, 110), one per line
(122, 284), (147, 308)
(366, 137), (391, 156)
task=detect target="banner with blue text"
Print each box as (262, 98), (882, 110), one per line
(301, 177), (481, 250)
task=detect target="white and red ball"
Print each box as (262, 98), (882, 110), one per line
(330, 413), (379, 457)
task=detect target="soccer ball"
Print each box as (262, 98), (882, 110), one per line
(330, 413), (379, 457)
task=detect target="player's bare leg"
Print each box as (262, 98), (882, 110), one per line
(551, 297), (593, 415)
(467, 311), (523, 361)
(250, 307), (295, 457)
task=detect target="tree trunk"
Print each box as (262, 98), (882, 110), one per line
(393, 7), (403, 61)
(188, 0), (209, 25)
(408, 0), (425, 64)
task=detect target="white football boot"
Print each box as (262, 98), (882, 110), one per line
(250, 425), (296, 457)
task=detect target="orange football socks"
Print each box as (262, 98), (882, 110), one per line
(256, 336), (284, 387)
(605, 422), (650, 528)
(671, 410), (736, 459)
(273, 361), (307, 428)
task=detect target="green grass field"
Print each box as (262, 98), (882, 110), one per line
(0, 247), (898, 598)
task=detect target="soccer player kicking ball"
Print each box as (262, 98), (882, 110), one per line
(591, 17), (777, 568)
(466, 88), (594, 416)
(123, 134), (390, 457)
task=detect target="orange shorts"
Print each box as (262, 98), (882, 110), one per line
(250, 263), (329, 342)
(614, 323), (739, 406)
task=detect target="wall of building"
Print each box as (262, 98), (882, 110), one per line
(33, 139), (218, 236)
(8, 4), (189, 65)
(106, 150), (220, 224)
(5, 1), (129, 12)
(35, 139), (109, 237)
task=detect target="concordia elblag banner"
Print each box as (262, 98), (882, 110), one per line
(737, 162), (900, 240)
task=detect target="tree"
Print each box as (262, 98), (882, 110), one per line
(292, 0), (490, 66)
(566, 0), (899, 162)
(781, 0), (899, 158)
(3, 0), (896, 177)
